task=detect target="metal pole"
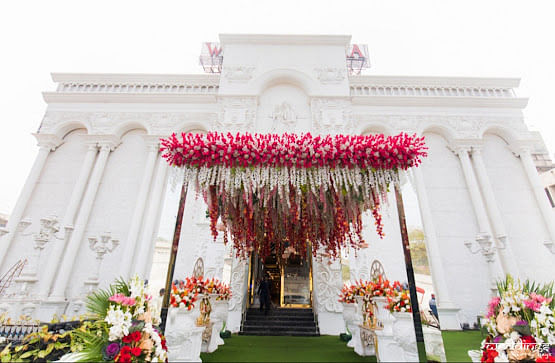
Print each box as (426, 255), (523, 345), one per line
(160, 181), (188, 332)
(394, 180), (427, 362)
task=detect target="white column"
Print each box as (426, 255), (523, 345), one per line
(49, 137), (120, 300)
(470, 147), (520, 276)
(119, 137), (160, 279)
(132, 159), (169, 279)
(38, 140), (98, 298)
(452, 144), (505, 287)
(0, 134), (62, 268)
(518, 147), (555, 243)
(412, 167), (461, 329)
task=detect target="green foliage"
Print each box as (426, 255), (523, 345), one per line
(0, 325), (74, 362)
(69, 320), (108, 362)
(85, 277), (130, 319)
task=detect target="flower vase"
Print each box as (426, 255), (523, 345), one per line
(373, 296), (393, 335)
(197, 294), (216, 326)
(341, 302), (357, 348)
(212, 299), (229, 346)
(165, 306), (205, 362)
(392, 312), (418, 362)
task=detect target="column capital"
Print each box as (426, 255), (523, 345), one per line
(143, 135), (165, 152)
(33, 133), (64, 151)
(508, 140), (535, 158)
(81, 135), (121, 152)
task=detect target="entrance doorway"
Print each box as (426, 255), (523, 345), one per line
(248, 251), (312, 308)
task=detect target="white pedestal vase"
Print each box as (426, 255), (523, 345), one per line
(422, 325), (446, 362)
(165, 306), (204, 362)
(353, 297), (373, 356)
(212, 299), (229, 346)
(392, 312), (418, 362)
(341, 302), (357, 348)
(373, 296), (394, 336)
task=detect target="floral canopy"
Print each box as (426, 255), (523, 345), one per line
(160, 132), (427, 260)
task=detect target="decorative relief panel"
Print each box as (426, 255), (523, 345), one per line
(217, 97), (257, 132)
(311, 98), (354, 134)
(314, 257), (343, 313)
(315, 67), (346, 84)
(228, 258), (247, 312)
(40, 111), (217, 135)
(223, 66), (255, 82)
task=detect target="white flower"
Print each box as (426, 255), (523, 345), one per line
(494, 351), (508, 362)
(105, 305), (132, 341)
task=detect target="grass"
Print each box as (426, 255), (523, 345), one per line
(200, 335), (377, 362)
(201, 331), (483, 362)
(442, 330), (484, 362)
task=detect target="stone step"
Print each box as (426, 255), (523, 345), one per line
(239, 330), (320, 337)
(244, 317), (316, 325)
(242, 324), (317, 332)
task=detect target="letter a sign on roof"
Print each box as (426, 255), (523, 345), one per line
(346, 44), (370, 75)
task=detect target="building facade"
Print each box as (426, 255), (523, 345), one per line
(0, 34), (554, 334)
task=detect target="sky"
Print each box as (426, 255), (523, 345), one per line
(0, 0), (554, 215)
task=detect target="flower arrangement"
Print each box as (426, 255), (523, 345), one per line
(170, 281), (198, 310)
(73, 275), (168, 362)
(367, 275), (396, 298)
(386, 289), (412, 313)
(338, 280), (371, 304)
(171, 277), (231, 306)
(479, 275), (555, 362)
(160, 132), (427, 260)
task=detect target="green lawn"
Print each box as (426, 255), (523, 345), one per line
(200, 331), (483, 362)
(442, 330), (483, 362)
(201, 335), (377, 362)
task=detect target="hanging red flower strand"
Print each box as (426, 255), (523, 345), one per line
(160, 132), (427, 260)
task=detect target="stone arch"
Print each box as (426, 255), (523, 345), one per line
(358, 123), (395, 136)
(112, 121), (149, 138)
(479, 125), (519, 146)
(252, 68), (318, 96)
(52, 121), (91, 139)
(420, 124), (456, 145)
(175, 121), (210, 134)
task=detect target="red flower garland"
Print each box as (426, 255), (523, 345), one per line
(160, 132), (427, 260)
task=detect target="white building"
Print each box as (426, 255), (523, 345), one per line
(0, 34), (554, 334)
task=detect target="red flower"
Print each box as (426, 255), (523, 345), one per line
(130, 347), (142, 357)
(520, 335), (535, 347)
(537, 354), (555, 362)
(119, 353), (132, 363)
(161, 338), (167, 351)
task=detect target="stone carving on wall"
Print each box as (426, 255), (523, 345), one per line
(217, 97), (257, 132)
(39, 111), (218, 135)
(315, 67), (346, 84)
(314, 258), (343, 313)
(311, 98), (354, 134)
(270, 102), (297, 129)
(228, 258), (247, 312)
(223, 66), (255, 82)
(353, 113), (528, 139)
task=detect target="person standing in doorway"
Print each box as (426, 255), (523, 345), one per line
(258, 274), (271, 315)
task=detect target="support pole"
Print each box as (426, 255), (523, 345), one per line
(160, 180), (188, 332)
(394, 180), (427, 362)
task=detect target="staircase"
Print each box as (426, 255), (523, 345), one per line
(240, 308), (320, 336)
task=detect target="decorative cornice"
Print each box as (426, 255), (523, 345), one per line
(42, 93), (218, 104)
(219, 33), (351, 46)
(349, 75), (520, 89)
(51, 73), (220, 85)
(351, 96), (528, 109)
(33, 133), (64, 151)
(82, 134), (121, 151)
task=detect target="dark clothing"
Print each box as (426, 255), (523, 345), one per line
(429, 297), (438, 320)
(258, 280), (271, 314)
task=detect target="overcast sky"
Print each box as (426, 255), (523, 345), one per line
(0, 0), (554, 215)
